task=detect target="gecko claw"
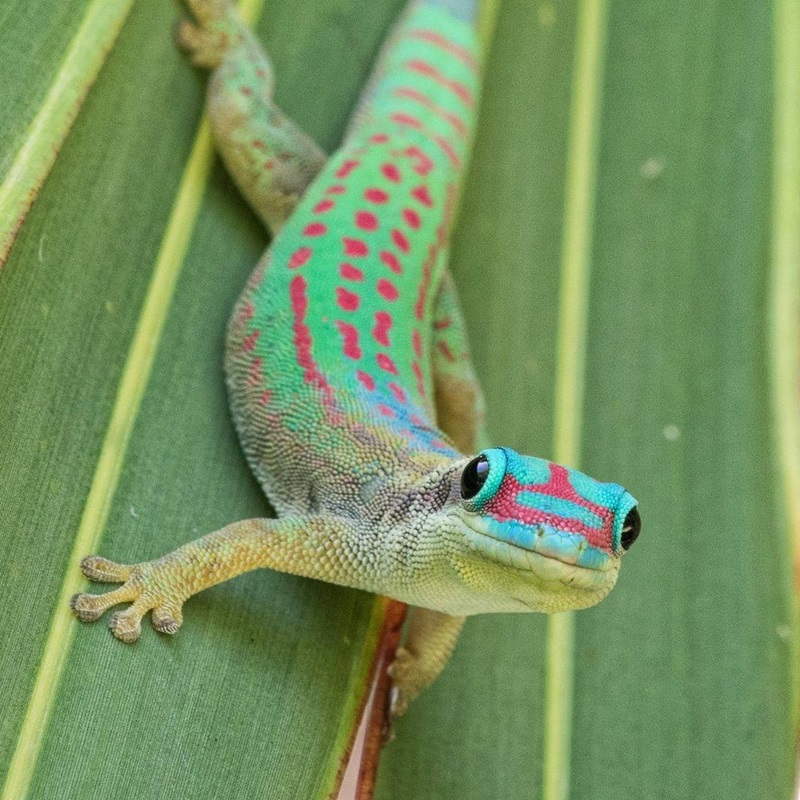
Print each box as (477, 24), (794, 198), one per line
(109, 609), (143, 643)
(80, 554), (132, 583)
(70, 593), (106, 622)
(71, 553), (188, 642)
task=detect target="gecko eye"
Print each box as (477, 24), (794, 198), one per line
(460, 455), (490, 500)
(620, 506), (641, 550)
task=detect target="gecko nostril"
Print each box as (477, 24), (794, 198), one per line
(620, 507), (641, 551)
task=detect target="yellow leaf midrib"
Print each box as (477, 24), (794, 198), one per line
(0, 4), (261, 796)
(542, 1), (609, 799)
(770, 0), (800, 722)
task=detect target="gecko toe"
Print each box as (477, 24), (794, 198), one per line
(109, 610), (143, 643)
(151, 604), (184, 635)
(80, 555), (132, 583)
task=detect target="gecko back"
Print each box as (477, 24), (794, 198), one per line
(225, 0), (484, 515)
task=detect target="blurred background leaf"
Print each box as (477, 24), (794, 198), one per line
(0, 0), (796, 799)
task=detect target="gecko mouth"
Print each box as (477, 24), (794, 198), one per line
(460, 516), (616, 581)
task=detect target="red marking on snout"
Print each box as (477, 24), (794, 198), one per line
(485, 463), (615, 552)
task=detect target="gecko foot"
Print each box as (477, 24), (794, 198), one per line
(175, 0), (243, 68)
(387, 646), (416, 720)
(71, 555), (187, 643)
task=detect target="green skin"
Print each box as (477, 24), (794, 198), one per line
(71, 0), (640, 716)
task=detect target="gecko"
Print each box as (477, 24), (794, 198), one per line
(70, 0), (641, 717)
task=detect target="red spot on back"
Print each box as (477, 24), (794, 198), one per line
(314, 199), (335, 213)
(252, 140), (266, 150)
(247, 356), (263, 387)
(433, 316), (451, 330)
(408, 29), (479, 72)
(380, 250), (402, 274)
(327, 184), (346, 194)
(415, 243), (439, 320)
(402, 208), (421, 229)
(393, 87), (469, 137)
(405, 59), (474, 108)
(390, 112), (423, 130)
(357, 370), (376, 391)
(412, 329), (423, 358)
(355, 210), (379, 231)
(240, 86), (253, 96)
(437, 340), (457, 363)
(388, 382), (407, 403)
(336, 286), (360, 312)
(340, 262), (364, 281)
(377, 279), (399, 301)
(391, 229), (410, 253)
(377, 404), (396, 418)
(304, 222), (327, 237)
(336, 159), (360, 178)
(382, 163), (402, 183)
(405, 146), (435, 177)
(373, 311), (393, 347)
(370, 133), (390, 143)
(434, 135), (461, 167)
(377, 353), (399, 375)
(343, 237), (369, 257)
(336, 321), (362, 359)
(411, 185), (434, 207)
(259, 389), (271, 405)
(290, 276), (336, 407)
(242, 329), (260, 351)
(365, 188), (389, 204)
(412, 360), (426, 398)
(289, 247), (312, 269)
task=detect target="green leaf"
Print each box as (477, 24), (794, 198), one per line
(0, 0), (404, 796)
(377, 0), (798, 798)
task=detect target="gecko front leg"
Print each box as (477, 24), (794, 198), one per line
(71, 516), (362, 642)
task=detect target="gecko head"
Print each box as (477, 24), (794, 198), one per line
(436, 447), (640, 614)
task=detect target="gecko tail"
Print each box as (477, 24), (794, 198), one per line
(420, 0), (480, 24)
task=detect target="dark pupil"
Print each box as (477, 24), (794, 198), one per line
(620, 507), (641, 550)
(461, 456), (490, 500)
